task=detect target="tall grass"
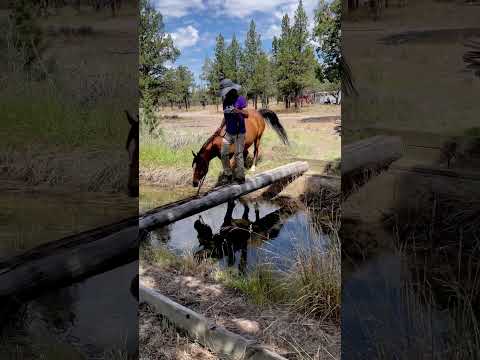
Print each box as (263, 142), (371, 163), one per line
(141, 195), (341, 322)
(0, 14), (133, 149)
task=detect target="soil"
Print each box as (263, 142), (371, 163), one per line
(140, 303), (220, 360)
(140, 265), (340, 360)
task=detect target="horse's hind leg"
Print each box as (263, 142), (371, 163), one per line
(250, 138), (261, 172)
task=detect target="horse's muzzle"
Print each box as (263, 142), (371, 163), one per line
(192, 180), (199, 187)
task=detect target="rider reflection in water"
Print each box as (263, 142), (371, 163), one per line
(193, 200), (291, 273)
(194, 200), (252, 273)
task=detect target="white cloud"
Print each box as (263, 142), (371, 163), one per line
(218, 0), (319, 19)
(153, 0), (204, 18)
(264, 24), (281, 39)
(170, 26), (200, 49)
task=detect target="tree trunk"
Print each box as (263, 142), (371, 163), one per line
(0, 218), (138, 302)
(139, 162), (310, 230)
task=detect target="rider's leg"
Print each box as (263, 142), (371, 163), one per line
(233, 133), (245, 181)
(221, 133), (233, 178)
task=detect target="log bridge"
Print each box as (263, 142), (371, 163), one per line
(139, 161), (310, 231)
(0, 137), (407, 304)
(0, 161), (309, 303)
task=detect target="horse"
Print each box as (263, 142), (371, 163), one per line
(125, 110), (139, 197)
(191, 108), (289, 188)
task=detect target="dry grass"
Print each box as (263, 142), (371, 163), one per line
(140, 190), (341, 359)
(0, 5), (136, 192)
(140, 303), (219, 360)
(140, 104), (340, 189)
(343, 0), (480, 142)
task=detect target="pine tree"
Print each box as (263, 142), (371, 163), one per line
(275, 14), (295, 108)
(275, 1), (317, 108)
(291, 0), (316, 107)
(139, 0), (179, 126)
(201, 56), (220, 110)
(214, 33), (226, 80)
(313, 0), (341, 85)
(225, 34), (241, 83)
(241, 20), (262, 108)
(176, 65), (195, 110)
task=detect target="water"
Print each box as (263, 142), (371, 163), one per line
(141, 186), (329, 273)
(0, 183), (138, 359)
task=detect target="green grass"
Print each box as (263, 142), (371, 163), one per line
(0, 85), (128, 148)
(214, 266), (288, 307)
(142, 202), (341, 322)
(140, 140), (195, 168)
(139, 118), (336, 188)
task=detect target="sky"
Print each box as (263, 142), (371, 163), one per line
(153, 0), (322, 84)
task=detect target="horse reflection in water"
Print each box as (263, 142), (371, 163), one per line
(193, 200), (291, 273)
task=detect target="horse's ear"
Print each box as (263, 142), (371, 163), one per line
(192, 150), (197, 167)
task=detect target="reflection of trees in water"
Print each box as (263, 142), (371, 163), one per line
(193, 200), (293, 273)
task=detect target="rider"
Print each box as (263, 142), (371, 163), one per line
(217, 78), (249, 184)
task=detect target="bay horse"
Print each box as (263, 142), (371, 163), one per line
(125, 110), (139, 197)
(191, 109), (289, 188)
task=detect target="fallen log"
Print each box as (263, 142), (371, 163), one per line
(140, 161), (309, 230)
(391, 163), (480, 197)
(342, 136), (404, 175)
(342, 136), (404, 196)
(140, 286), (288, 360)
(0, 217), (138, 304)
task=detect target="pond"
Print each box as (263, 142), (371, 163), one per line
(141, 185), (330, 273)
(0, 184), (138, 359)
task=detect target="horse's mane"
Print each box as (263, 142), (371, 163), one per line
(198, 126), (225, 155)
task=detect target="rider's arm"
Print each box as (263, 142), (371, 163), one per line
(234, 96), (249, 117)
(234, 108), (249, 117)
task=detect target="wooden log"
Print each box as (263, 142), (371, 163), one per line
(342, 136), (404, 175)
(140, 162), (309, 230)
(140, 286), (288, 360)
(342, 136), (404, 196)
(390, 164), (480, 197)
(0, 217), (138, 303)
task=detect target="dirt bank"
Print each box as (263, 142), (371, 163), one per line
(140, 303), (219, 360)
(1, 147), (130, 194)
(140, 265), (340, 360)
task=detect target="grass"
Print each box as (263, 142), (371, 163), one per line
(0, 86), (129, 148)
(141, 201), (341, 323)
(140, 303), (218, 360)
(362, 175), (480, 358)
(0, 9), (134, 150)
(139, 110), (339, 187)
(343, 1), (480, 139)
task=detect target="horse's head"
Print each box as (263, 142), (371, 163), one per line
(125, 110), (139, 197)
(192, 150), (209, 187)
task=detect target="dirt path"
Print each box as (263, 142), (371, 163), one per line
(140, 265), (340, 360)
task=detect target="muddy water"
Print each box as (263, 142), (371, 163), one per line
(141, 185), (329, 272)
(0, 184), (138, 359)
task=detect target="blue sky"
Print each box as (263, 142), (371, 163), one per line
(153, 0), (321, 84)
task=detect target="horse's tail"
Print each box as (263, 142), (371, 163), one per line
(258, 109), (289, 145)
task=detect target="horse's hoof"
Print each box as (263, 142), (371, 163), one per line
(249, 166), (256, 173)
